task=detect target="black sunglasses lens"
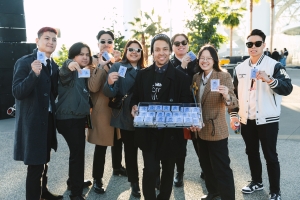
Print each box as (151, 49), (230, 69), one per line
(128, 48), (133, 52)
(246, 42), (253, 48)
(136, 49), (141, 53)
(100, 41), (113, 44)
(255, 41), (262, 47)
(246, 41), (263, 48)
(174, 42), (180, 46)
(174, 41), (187, 46)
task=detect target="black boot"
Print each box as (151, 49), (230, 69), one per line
(201, 193), (220, 200)
(40, 190), (63, 200)
(173, 172), (184, 187)
(69, 194), (85, 200)
(113, 166), (127, 176)
(131, 182), (141, 198)
(93, 179), (105, 194)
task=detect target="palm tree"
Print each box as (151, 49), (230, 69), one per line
(221, 5), (246, 56)
(249, 0), (261, 31)
(128, 9), (169, 65)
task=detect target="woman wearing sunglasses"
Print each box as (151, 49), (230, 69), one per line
(192, 44), (238, 200)
(170, 33), (203, 187)
(103, 39), (146, 198)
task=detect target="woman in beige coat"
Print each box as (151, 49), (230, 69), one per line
(86, 30), (125, 194)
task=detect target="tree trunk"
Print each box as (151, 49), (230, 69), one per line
(270, 0), (274, 52)
(250, 0), (253, 32)
(230, 27), (233, 57)
(141, 33), (148, 65)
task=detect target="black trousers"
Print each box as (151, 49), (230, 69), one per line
(142, 136), (175, 200)
(120, 129), (139, 183)
(241, 120), (280, 193)
(197, 137), (235, 200)
(93, 128), (123, 180)
(57, 117), (86, 196)
(26, 112), (53, 200)
(111, 129), (123, 169)
(175, 139), (200, 173)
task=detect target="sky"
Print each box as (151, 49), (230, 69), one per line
(23, 0), (191, 55)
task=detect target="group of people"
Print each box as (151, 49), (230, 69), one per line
(12, 27), (292, 200)
(264, 47), (289, 66)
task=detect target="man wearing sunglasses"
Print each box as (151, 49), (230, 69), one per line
(230, 29), (293, 200)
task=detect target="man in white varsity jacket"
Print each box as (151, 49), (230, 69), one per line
(229, 29), (293, 200)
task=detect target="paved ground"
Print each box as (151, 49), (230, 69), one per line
(0, 67), (299, 200)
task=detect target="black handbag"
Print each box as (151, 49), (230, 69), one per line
(108, 84), (134, 110)
(108, 94), (129, 109)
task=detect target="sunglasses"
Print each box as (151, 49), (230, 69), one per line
(100, 40), (113, 44)
(127, 47), (142, 53)
(246, 41), (263, 48)
(173, 40), (188, 47)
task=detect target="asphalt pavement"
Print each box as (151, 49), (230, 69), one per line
(0, 67), (299, 200)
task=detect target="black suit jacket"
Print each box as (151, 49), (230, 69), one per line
(130, 62), (192, 160)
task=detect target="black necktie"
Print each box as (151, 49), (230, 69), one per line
(46, 59), (51, 75)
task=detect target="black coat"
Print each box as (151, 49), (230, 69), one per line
(130, 62), (192, 160)
(271, 51), (280, 61)
(12, 48), (59, 165)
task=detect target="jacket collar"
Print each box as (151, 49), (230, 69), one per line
(248, 53), (265, 67)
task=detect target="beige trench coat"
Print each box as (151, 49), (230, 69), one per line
(87, 64), (120, 146)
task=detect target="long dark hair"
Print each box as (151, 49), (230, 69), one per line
(195, 44), (222, 73)
(121, 39), (146, 69)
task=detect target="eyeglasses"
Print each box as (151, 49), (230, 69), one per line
(246, 41), (263, 48)
(127, 47), (142, 53)
(99, 40), (113, 44)
(173, 40), (188, 47)
(199, 57), (213, 62)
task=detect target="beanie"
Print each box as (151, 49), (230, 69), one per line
(150, 34), (172, 54)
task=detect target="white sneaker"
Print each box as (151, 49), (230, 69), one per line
(241, 181), (264, 194)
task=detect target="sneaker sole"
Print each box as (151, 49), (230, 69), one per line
(241, 187), (264, 194)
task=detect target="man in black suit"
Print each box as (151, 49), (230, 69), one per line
(264, 48), (271, 57)
(12, 27), (63, 200)
(271, 48), (280, 61)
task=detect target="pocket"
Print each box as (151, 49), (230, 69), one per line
(204, 119), (216, 136)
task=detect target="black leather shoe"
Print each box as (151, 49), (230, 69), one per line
(201, 193), (220, 200)
(41, 190), (63, 200)
(200, 172), (205, 180)
(67, 180), (92, 190)
(69, 194), (85, 200)
(93, 179), (105, 194)
(113, 166), (127, 176)
(173, 172), (184, 187)
(131, 182), (141, 198)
